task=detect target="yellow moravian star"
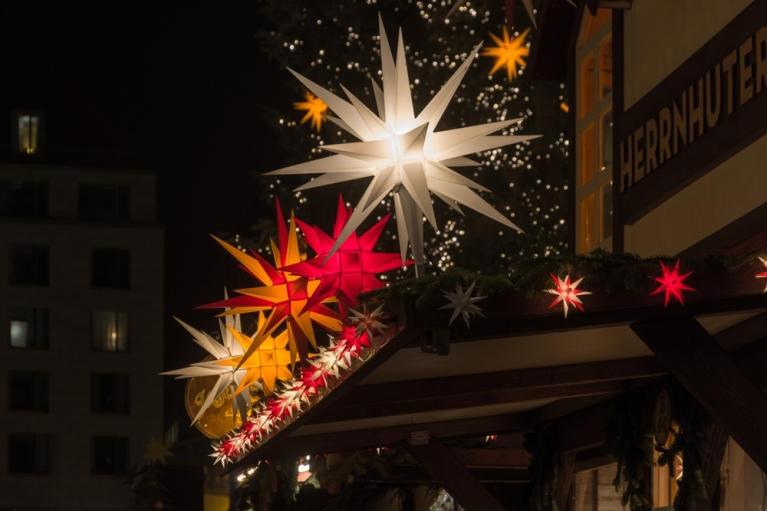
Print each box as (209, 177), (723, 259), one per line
(482, 26), (531, 81)
(294, 91), (329, 132)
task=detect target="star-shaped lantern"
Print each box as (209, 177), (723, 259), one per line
(439, 281), (486, 328)
(202, 200), (342, 366)
(757, 257), (767, 292)
(215, 313), (293, 396)
(161, 306), (254, 425)
(546, 274), (591, 318)
(348, 304), (388, 344)
(482, 27), (531, 81)
(265, 16), (538, 273)
(283, 195), (409, 312)
(651, 260), (694, 307)
(294, 91), (328, 132)
(143, 435), (173, 465)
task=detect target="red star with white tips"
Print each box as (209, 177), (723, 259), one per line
(283, 195), (409, 313)
(546, 274), (591, 318)
(757, 257), (767, 293)
(651, 260), (695, 307)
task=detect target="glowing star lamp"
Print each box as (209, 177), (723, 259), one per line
(651, 260), (694, 307)
(546, 274), (591, 318)
(439, 281), (486, 328)
(283, 195), (409, 313)
(265, 16), (539, 276)
(482, 26), (531, 81)
(757, 257), (767, 292)
(161, 307), (254, 425)
(201, 200), (342, 366)
(294, 91), (328, 132)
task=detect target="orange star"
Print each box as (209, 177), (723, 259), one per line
(202, 200), (342, 366)
(294, 91), (328, 132)
(482, 26), (531, 81)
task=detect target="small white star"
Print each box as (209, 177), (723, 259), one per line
(546, 274), (591, 318)
(349, 304), (388, 342)
(439, 281), (486, 328)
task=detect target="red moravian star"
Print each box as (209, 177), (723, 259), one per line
(651, 260), (694, 307)
(546, 274), (591, 318)
(283, 195), (410, 312)
(200, 200), (341, 367)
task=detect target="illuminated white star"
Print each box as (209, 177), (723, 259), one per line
(265, 16), (538, 270)
(546, 274), (591, 318)
(439, 281), (486, 328)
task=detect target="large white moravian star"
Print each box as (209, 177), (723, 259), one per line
(266, 16), (539, 272)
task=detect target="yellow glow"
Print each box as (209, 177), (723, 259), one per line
(293, 91), (328, 132)
(560, 102), (570, 113)
(482, 27), (531, 81)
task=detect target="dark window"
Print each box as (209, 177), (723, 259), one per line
(79, 184), (130, 222)
(0, 180), (49, 218)
(91, 373), (130, 413)
(92, 436), (128, 475)
(91, 249), (130, 289)
(9, 245), (49, 286)
(9, 371), (49, 412)
(91, 310), (129, 351)
(8, 434), (49, 474)
(9, 308), (49, 349)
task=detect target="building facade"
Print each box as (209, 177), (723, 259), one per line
(0, 49), (164, 510)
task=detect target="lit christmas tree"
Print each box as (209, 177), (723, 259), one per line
(254, 0), (570, 276)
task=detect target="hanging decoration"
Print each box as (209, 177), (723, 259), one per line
(202, 200), (342, 366)
(143, 436), (174, 465)
(651, 260), (694, 307)
(482, 26), (531, 81)
(283, 195), (408, 312)
(161, 308), (255, 425)
(546, 274), (591, 318)
(756, 257), (767, 292)
(348, 303), (388, 345)
(293, 91), (329, 132)
(439, 281), (486, 327)
(212, 313), (399, 466)
(265, 16), (538, 273)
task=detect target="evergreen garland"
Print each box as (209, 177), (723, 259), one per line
(127, 463), (168, 511)
(523, 422), (561, 511)
(655, 381), (713, 511)
(604, 390), (654, 511)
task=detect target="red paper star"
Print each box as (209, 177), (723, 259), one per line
(283, 195), (409, 312)
(651, 260), (695, 307)
(757, 257), (767, 293)
(546, 274), (591, 318)
(201, 200), (341, 366)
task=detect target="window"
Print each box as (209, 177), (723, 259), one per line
(79, 184), (130, 222)
(0, 180), (49, 218)
(8, 434), (49, 475)
(91, 249), (130, 289)
(91, 311), (129, 351)
(8, 371), (49, 412)
(9, 245), (49, 286)
(12, 111), (44, 155)
(92, 436), (128, 475)
(576, 9), (613, 253)
(91, 373), (130, 413)
(9, 308), (49, 349)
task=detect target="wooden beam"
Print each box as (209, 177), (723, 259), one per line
(357, 465), (530, 484)
(630, 317), (767, 474)
(404, 437), (508, 511)
(556, 452), (576, 511)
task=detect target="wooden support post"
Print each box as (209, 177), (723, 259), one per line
(630, 317), (767, 474)
(404, 437), (508, 511)
(556, 452), (576, 511)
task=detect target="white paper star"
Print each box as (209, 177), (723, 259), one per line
(348, 303), (388, 342)
(161, 291), (255, 425)
(545, 274), (591, 318)
(439, 281), (486, 328)
(265, 16), (538, 272)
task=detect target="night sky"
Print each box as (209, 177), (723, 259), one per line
(2, 1), (293, 424)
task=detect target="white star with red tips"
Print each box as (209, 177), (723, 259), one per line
(546, 274), (591, 318)
(265, 16), (538, 268)
(757, 257), (767, 293)
(348, 304), (388, 343)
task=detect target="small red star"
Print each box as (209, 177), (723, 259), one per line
(546, 274), (591, 318)
(757, 257), (767, 293)
(651, 260), (694, 307)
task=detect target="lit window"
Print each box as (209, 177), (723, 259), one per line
(92, 311), (129, 352)
(600, 181), (613, 242)
(12, 111), (44, 155)
(579, 193), (595, 253)
(9, 308), (49, 349)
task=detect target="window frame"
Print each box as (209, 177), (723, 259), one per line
(91, 310), (130, 352)
(7, 433), (50, 475)
(8, 244), (49, 287)
(90, 373), (131, 414)
(91, 435), (129, 475)
(8, 370), (49, 413)
(10, 110), (45, 155)
(9, 307), (49, 349)
(91, 248), (131, 289)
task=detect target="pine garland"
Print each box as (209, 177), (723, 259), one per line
(604, 391), (655, 511)
(523, 422), (561, 511)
